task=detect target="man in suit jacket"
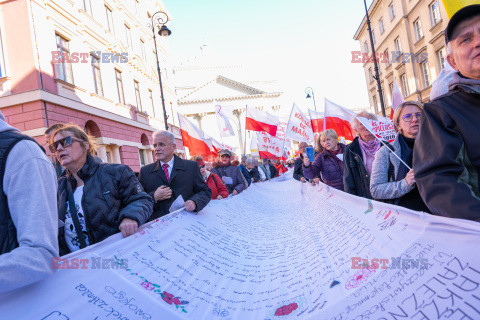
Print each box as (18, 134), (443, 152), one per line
(139, 131), (211, 220)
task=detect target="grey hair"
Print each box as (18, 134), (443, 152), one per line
(246, 158), (253, 165)
(152, 130), (175, 144)
(446, 43), (452, 54)
(352, 111), (378, 130)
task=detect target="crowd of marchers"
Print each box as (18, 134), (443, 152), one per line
(0, 4), (479, 297)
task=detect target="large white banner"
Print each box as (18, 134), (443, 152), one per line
(1, 174), (480, 319)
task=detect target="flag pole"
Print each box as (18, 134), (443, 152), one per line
(323, 97), (327, 132)
(356, 117), (412, 170)
(243, 105), (248, 157)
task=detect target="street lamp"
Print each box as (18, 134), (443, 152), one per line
(362, 0), (386, 117)
(305, 87), (317, 112)
(150, 11), (172, 130)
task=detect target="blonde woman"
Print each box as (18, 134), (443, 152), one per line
(370, 101), (430, 212)
(303, 129), (346, 190)
(50, 124), (153, 255)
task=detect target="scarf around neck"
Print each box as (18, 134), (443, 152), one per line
(358, 137), (381, 175)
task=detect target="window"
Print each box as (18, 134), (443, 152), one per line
(429, 1), (441, 27)
(368, 68), (373, 83)
(140, 39), (146, 60)
(379, 18), (385, 35)
(105, 5), (114, 34)
(82, 0), (93, 16)
(0, 26), (6, 77)
(436, 47), (447, 71)
(134, 80), (142, 111)
(148, 89), (155, 117)
(382, 89), (387, 108)
(420, 61), (431, 88)
(139, 149), (146, 167)
(384, 49), (391, 67)
(372, 30), (376, 44)
(413, 19), (423, 42)
(55, 34), (74, 84)
(394, 37), (402, 52)
(388, 2), (396, 21)
(372, 95), (379, 114)
(400, 74), (409, 96)
(124, 24), (132, 48)
(91, 53), (103, 96)
(106, 151), (112, 163)
(364, 41), (369, 54)
(115, 69), (125, 104)
(389, 82), (394, 98)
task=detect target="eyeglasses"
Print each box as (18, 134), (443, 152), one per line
(49, 136), (84, 153)
(401, 112), (422, 122)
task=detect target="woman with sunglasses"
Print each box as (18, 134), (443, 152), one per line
(370, 101), (430, 213)
(50, 124), (153, 255)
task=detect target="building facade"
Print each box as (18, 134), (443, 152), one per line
(354, 0), (449, 115)
(173, 50), (284, 156)
(0, 0), (183, 172)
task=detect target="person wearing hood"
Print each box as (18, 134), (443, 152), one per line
(193, 156), (229, 200)
(211, 149), (246, 195)
(371, 101), (430, 213)
(414, 5), (480, 220)
(51, 124), (153, 255)
(0, 111), (59, 293)
(303, 129), (346, 190)
(344, 111), (382, 199)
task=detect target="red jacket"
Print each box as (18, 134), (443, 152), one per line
(206, 172), (229, 199)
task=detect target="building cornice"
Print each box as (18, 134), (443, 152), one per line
(177, 92), (282, 105)
(0, 89), (160, 132)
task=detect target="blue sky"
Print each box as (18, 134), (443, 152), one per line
(163, 0), (373, 114)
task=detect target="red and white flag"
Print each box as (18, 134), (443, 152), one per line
(178, 113), (213, 157)
(257, 131), (283, 159)
(308, 99), (356, 141)
(285, 104), (314, 143)
(390, 78), (405, 119)
(205, 135), (236, 157)
(246, 106), (279, 136)
(215, 104), (235, 138)
(308, 108), (326, 133)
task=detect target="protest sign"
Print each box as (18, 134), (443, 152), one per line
(285, 104), (314, 143)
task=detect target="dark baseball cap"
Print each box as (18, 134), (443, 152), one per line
(445, 4), (480, 43)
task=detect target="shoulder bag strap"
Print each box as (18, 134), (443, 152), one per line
(66, 182), (88, 249)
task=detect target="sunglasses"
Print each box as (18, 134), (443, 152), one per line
(49, 136), (84, 153)
(401, 112), (422, 122)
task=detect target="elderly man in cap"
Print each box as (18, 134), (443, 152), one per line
(211, 149), (246, 195)
(414, 4), (480, 221)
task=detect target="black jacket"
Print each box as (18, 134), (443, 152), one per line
(269, 164), (277, 178)
(414, 89), (480, 220)
(343, 137), (373, 199)
(139, 155), (211, 220)
(211, 164), (246, 194)
(247, 166), (261, 183)
(293, 155), (304, 181)
(57, 155), (153, 255)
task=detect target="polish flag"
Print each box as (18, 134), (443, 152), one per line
(390, 78), (405, 119)
(215, 104), (235, 137)
(246, 106), (279, 136)
(309, 99), (355, 141)
(178, 113), (213, 157)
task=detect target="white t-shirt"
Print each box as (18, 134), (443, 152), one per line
(64, 185), (90, 252)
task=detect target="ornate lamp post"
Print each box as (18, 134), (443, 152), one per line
(305, 87), (317, 112)
(149, 11), (172, 130)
